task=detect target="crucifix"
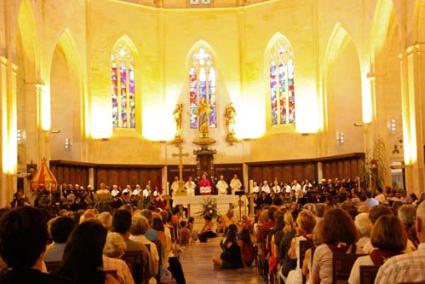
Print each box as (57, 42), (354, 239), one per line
(172, 143), (189, 194)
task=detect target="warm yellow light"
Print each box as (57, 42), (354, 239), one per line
(90, 103), (112, 139)
(142, 104), (175, 141)
(361, 74), (373, 124)
(235, 100), (265, 139)
(40, 85), (51, 131)
(295, 83), (320, 133)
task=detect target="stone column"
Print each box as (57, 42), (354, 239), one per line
(401, 43), (425, 195)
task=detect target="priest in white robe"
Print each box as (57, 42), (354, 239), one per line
(184, 176), (196, 196)
(271, 180), (281, 193)
(230, 174), (242, 194)
(216, 175), (229, 195)
(261, 180), (271, 194)
(171, 176), (180, 195)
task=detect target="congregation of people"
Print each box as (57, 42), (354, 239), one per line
(3, 174), (425, 284)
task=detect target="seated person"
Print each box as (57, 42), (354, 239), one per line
(198, 215), (217, 243)
(374, 201), (425, 284)
(45, 216), (76, 262)
(199, 173), (212, 195)
(348, 215), (407, 284)
(238, 228), (255, 267)
(222, 209), (237, 232)
(179, 221), (191, 246)
(0, 207), (74, 284)
(213, 224), (244, 269)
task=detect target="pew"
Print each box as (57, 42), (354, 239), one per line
(359, 265), (379, 284)
(332, 253), (365, 284)
(122, 251), (145, 284)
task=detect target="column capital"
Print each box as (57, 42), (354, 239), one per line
(406, 42), (425, 55)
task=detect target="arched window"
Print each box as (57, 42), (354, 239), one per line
(111, 43), (136, 128)
(269, 37), (295, 125)
(189, 47), (217, 129)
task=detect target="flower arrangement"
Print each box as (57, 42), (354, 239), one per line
(197, 197), (218, 218)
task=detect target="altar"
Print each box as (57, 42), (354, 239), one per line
(172, 194), (240, 217)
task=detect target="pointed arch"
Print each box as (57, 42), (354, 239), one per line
(186, 40), (217, 129)
(321, 24), (360, 131)
(265, 33), (296, 126)
(369, 0), (396, 55)
(17, 0), (40, 82)
(111, 35), (139, 129)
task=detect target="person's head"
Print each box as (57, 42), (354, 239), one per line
(152, 215), (165, 232)
(312, 219), (325, 246)
(103, 232), (127, 258)
(188, 217), (194, 224)
(112, 209), (132, 235)
(141, 209), (153, 224)
(354, 212), (372, 237)
(296, 210), (317, 235)
(160, 210), (169, 224)
(371, 215), (407, 252)
(315, 203), (326, 218)
(369, 205), (393, 224)
(416, 201), (425, 242)
(130, 215), (150, 236)
(58, 221), (107, 284)
(0, 207), (48, 269)
(97, 212), (113, 230)
(274, 212), (284, 231)
(283, 211), (295, 233)
(322, 208), (357, 245)
(180, 220), (187, 228)
(225, 224), (238, 243)
(49, 216), (75, 244)
(204, 215), (212, 222)
(398, 204), (417, 229)
(239, 228), (252, 245)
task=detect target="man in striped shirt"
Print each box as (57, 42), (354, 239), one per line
(374, 201), (425, 284)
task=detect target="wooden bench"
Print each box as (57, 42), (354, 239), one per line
(360, 265), (379, 284)
(122, 251), (145, 284)
(45, 261), (62, 273)
(332, 253), (365, 284)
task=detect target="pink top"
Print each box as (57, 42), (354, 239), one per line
(199, 178), (211, 187)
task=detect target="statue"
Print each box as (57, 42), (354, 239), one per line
(173, 103), (183, 143)
(198, 97), (210, 138)
(225, 103), (237, 144)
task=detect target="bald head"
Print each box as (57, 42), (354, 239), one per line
(415, 201), (425, 243)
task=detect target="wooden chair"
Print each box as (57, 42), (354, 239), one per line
(359, 265), (379, 284)
(299, 239), (314, 269)
(152, 240), (162, 280)
(122, 251), (145, 284)
(45, 261), (62, 273)
(332, 253), (365, 284)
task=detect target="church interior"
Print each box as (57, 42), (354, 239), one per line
(1, 0), (424, 202)
(0, 0), (425, 283)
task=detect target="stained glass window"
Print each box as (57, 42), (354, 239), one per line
(269, 38), (295, 125)
(111, 44), (136, 128)
(189, 47), (217, 129)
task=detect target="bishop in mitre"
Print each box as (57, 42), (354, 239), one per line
(230, 174), (242, 194)
(216, 175), (229, 195)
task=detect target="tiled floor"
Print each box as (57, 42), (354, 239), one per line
(179, 238), (263, 284)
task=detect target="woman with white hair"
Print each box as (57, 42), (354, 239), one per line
(103, 232), (134, 284)
(98, 212), (113, 231)
(354, 212), (372, 253)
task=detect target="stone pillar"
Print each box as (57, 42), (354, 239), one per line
(317, 161), (323, 181)
(401, 43), (425, 195)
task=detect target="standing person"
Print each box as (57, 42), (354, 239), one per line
(216, 175), (229, 195)
(184, 176), (196, 196)
(56, 221), (119, 284)
(230, 174), (242, 194)
(0, 207), (74, 284)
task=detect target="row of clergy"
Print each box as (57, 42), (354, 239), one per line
(170, 174), (242, 195)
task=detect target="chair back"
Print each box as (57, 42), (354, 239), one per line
(299, 239), (314, 268)
(359, 265), (379, 284)
(332, 253), (365, 284)
(45, 261), (62, 273)
(122, 250), (144, 284)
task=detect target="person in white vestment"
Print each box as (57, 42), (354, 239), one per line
(132, 184), (142, 196)
(252, 181), (260, 193)
(111, 185), (120, 198)
(230, 174), (242, 194)
(271, 180), (281, 193)
(170, 176), (180, 195)
(261, 180), (271, 194)
(184, 176), (196, 196)
(216, 175), (229, 195)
